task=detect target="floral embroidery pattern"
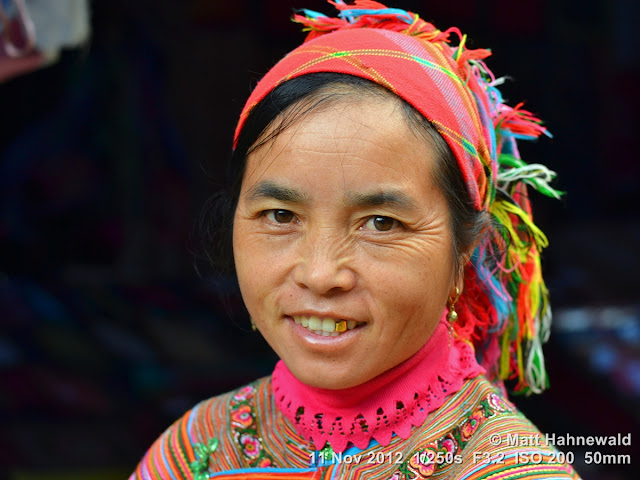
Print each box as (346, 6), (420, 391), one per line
(460, 409), (483, 441)
(229, 383), (276, 468)
(389, 392), (514, 479)
(487, 392), (509, 413)
(240, 433), (262, 459)
(257, 457), (274, 468)
(233, 386), (255, 402)
(231, 404), (254, 429)
(406, 443), (438, 477)
(438, 434), (458, 456)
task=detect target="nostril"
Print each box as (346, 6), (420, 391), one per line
(292, 259), (357, 294)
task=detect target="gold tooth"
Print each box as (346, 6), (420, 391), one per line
(335, 320), (347, 332)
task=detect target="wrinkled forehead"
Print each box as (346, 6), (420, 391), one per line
(248, 91), (414, 160)
(246, 79), (405, 155)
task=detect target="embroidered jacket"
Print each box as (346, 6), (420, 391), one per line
(130, 375), (581, 479)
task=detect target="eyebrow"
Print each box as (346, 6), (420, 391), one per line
(346, 190), (418, 211)
(246, 181), (417, 212)
(246, 181), (308, 203)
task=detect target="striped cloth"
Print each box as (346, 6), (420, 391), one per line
(130, 376), (582, 479)
(234, 28), (491, 211)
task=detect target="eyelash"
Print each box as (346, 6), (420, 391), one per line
(263, 209), (296, 224)
(362, 216), (402, 232)
(262, 209), (402, 233)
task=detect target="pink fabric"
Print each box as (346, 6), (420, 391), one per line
(272, 316), (484, 452)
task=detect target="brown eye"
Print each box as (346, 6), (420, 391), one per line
(266, 209), (294, 223)
(365, 216), (398, 232)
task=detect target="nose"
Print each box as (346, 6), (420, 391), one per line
(292, 230), (357, 295)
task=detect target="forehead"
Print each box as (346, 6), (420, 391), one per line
(241, 95), (440, 196)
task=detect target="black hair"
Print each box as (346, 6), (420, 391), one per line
(199, 73), (490, 278)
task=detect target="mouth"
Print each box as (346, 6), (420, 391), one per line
(290, 315), (363, 337)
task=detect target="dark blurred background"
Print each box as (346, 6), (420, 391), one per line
(0, 0), (638, 479)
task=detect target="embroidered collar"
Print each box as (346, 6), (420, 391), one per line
(272, 316), (484, 452)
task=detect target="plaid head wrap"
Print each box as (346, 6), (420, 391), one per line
(234, 0), (562, 395)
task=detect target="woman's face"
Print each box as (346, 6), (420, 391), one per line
(233, 95), (456, 389)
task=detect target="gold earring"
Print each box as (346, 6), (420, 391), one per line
(447, 287), (460, 322)
(250, 317), (257, 331)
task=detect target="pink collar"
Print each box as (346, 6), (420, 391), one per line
(272, 316), (485, 452)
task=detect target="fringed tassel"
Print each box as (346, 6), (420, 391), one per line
(294, 0), (475, 48)
(454, 34), (491, 68)
(487, 176), (555, 394)
(498, 244), (551, 395)
(292, 11), (349, 40)
(495, 102), (552, 142)
(498, 153), (563, 199)
(463, 45), (558, 394)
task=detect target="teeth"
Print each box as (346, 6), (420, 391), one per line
(322, 318), (335, 332)
(291, 315), (361, 335)
(308, 316), (322, 331)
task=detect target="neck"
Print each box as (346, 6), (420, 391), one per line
(272, 316), (484, 451)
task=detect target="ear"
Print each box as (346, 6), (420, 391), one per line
(453, 264), (465, 297)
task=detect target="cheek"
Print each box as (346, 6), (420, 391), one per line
(364, 241), (454, 311)
(233, 221), (290, 314)
(234, 235), (291, 284)
(365, 236), (455, 280)
(233, 223), (261, 303)
(233, 219), (268, 270)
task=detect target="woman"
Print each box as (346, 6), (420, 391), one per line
(132, 1), (580, 479)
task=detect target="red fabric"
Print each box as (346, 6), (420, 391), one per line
(234, 27), (492, 211)
(272, 316), (484, 452)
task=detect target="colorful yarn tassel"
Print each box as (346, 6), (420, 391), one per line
(294, 0), (457, 44)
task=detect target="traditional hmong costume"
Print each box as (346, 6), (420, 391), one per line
(131, 320), (579, 479)
(132, 1), (579, 478)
